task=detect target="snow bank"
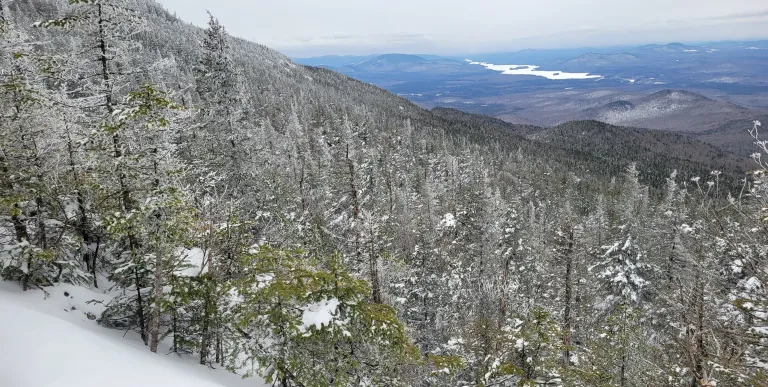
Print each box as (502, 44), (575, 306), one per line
(0, 282), (263, 387)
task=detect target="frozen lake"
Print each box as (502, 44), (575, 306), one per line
(466, 60), (602, 80)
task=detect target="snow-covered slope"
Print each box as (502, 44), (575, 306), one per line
(0, 282), (264, 387)
(576, 89), (753, 132)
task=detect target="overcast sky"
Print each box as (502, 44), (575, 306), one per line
(155, 0), (768, 57)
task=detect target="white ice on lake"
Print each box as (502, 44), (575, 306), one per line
(466, 59), (602, 80)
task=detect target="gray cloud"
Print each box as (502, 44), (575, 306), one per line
(286, 32), (432, 46)
(689, 8), (768, 22)
(155, 0), (768, 56)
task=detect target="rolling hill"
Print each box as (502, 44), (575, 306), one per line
(694, 115), (768, 158)
(432, 108), (752, 187)
(577, 89), (753, 132)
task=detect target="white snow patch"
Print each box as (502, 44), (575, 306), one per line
(175, 247), (209, 277)
(465, 59), (602, 80)
(62, 197), (80, 220)
(744, 276), (762, 292)
(732, 259), (744, 274)
(300, 298), (340, 332)
(0, 281), (264, 387)
(439, 213), (457, 228)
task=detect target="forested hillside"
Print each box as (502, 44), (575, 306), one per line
(431, 108), (753, 188)
(1, 1), (768, 386)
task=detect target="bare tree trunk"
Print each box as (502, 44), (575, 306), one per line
(368, 231), (381, 304)
(97, 5), (147, 343)
(149, 252), (163, 353)
(10, 202), (31, 291)
(620, 354), (626, 387)
(620, 307), (628, 387)
(22, 195), (49, 289)
(215, 327), (223, 364)
(10, 203), (29, 243)
(172, 278), (179, 353)
(2, 116), (31, 290)
(66, 134), (100, 287)
(200, 285), (212, 365)
(134, 262), (147, 344)
(1, 141), (28, 244)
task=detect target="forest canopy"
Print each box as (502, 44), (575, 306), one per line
(1, 1), (767, 386)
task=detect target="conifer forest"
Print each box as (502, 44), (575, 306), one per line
(1, 1), (767, 386)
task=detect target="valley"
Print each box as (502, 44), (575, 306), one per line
(296, 41), (768, 139)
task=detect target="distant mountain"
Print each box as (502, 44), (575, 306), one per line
(295, 43), (768, 152)
(558, 53), (639, 69)
(347, 54), (430, 71)
(637, 42), (699, 53)
(641, 89), (712, 103)
(293, 55), (376, 67)
(293, 53), (450, 68)
(334, 54), (485, 78)
(462, 47), (619, 66)
(578, 89), (751, 132)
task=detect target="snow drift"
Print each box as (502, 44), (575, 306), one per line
(0, 282), (263, 387)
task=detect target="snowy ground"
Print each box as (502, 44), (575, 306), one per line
(0, 281), (265, 387)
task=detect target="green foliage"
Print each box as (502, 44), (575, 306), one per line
(102, 84), (181, 135)
(233, 248), (417, 386)
(428, 353), (465, 375)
